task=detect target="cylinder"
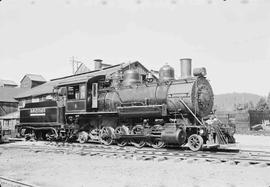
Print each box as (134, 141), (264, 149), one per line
(94, 59), (102, 70)
(161, 125), (186, 146)
(180, 58), (192, 78)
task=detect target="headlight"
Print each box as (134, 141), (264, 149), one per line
(199, 129), (204, 135)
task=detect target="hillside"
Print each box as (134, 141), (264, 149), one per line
(214, 93), (262, 111)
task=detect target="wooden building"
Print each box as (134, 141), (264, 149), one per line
(20, 74), (46, 89)
(0, 111), (19, 141)
(15, 61), (155, 105)
(0, 87), (28, 116)
(215, 110), (270, 133)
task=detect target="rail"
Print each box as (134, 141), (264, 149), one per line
(0, 176), (37, 187)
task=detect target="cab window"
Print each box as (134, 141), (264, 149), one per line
(67, 85), (86, 100)
(67, 85), (79, 100)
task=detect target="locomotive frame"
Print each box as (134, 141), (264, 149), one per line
(18, 59), (235, 151)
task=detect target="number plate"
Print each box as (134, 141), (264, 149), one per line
(30, 108), (45, 116)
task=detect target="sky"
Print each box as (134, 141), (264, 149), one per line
(0, 0), (270, 95)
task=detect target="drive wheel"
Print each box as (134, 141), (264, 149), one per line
(131, 125), (146, 148)
(151, 140), (165, 149)
(150, 125), (165, 149)
(100, 127), (114, 146)
(114, 126), (129, 147)
(78, 131), (89, 144)
(188, 134), (203, 151)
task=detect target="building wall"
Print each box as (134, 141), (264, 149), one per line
(215, 110), (270, 132)
(0, 102), (18, 116)
(21, 77), (45, 89)
(248, 110), (270, 129)
(0, 119), (18, 140)
(20, 76), (32, 88)
(234, 111), (250, 132)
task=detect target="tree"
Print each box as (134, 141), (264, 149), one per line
(256, 97), (269, 111)
(248, 101), (254, 110)
(267, 92), (270, 108)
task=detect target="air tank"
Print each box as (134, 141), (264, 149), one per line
(159, 64), (175, 82)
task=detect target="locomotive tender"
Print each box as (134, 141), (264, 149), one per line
(19, 59), (235, 151)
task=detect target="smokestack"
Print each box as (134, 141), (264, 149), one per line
(180, 58), (192, 78)
(94, 59), (102, 70)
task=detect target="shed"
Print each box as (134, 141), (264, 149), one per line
(0, 111), (19, 139)
(0, 87), (28, 116)
(20, 74), (46, 89)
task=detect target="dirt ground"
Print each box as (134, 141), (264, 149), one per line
(0, 134), (270, 187)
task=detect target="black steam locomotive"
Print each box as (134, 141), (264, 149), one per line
(19, 59), (235, 151)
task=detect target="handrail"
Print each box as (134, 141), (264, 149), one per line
(178, 97), (205, 127)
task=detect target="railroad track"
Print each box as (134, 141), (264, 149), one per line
(0, 176), (37, 187)
(1, 141), (270, 167)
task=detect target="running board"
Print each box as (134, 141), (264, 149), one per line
(203, 144), (220, 149)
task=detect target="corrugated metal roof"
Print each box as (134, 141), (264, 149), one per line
(15, 63), (125, 99)
(56, 64), (123, 86)
(15, 79), (61, 99)
(21, 74), (46, 82)
(15, 61), (151, 99)
(0, 79), (18, 86)
(0, 87), (29, 102)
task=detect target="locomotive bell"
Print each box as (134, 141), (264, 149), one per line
(146, 72), (154, 82)
(159, 64), (175, 82)
(123, 69), (140, 86)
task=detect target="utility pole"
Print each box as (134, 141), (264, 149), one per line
(70, 56), (83, 74)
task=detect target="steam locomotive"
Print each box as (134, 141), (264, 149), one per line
(19, 59), (235, 151)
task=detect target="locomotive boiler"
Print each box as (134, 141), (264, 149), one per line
(19, 58), (235, 151)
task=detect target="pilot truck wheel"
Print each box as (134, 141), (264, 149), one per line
(78, 131), (89, 144)
(188, 134), (203, 151)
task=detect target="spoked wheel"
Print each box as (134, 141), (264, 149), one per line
(77, 131), (89, 144)
(151, 140), (165, 149)
(188, 134), (203, 151)
(114, 126), (129, 147)
(100, 127), (115, 146)
(150, 125), (165, 149)
(24, 129), (35, 141)
(131, 125), (146, 148)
